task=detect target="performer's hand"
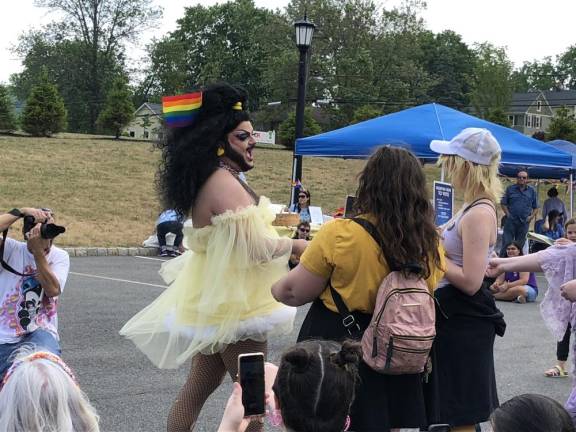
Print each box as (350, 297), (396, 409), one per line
(291, 239), (308, 258)
(561, 280), (576, 302)
(218, 382), (250, 432)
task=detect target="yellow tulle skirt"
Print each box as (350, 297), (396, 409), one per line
(120, 197), (296, 369)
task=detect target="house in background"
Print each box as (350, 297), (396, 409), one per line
(507, 90), (576, 136)
(507, 91), (553, 136)
(543, 89), (576, 115)
(124, 102), (164, 140)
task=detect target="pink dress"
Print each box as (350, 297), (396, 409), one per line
(537, 243), (576, 422)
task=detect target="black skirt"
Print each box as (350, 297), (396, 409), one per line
(424, 283), (505, 427)
(298, 299), (428, 431)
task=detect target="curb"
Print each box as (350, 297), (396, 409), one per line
(62, 247), (159, 257)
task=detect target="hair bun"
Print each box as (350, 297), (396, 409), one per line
(200, 83), (248, 117)
(283, 347), (313, 373)
(332, 341), (362, 370)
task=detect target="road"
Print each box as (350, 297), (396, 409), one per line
(58, 256), (571, 431)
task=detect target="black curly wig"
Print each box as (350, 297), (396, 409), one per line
(156, 83), (251, 215)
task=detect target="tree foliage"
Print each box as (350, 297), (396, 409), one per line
(351, 105), (382, 124)
(15, 0), (161, 132)
(511, 57), (560, 92)
(547, 106), (576, 142)
(470, 43), (513, 120)
(0, 85), (17, 132)
(278, 108), (322, 149)
(21, 69), (67, 137)
(97, 77), (134, 139)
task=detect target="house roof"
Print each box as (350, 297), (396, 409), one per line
(134, 102), (162, 116)
(543, 90), (576, 107)
(509, 92), (541, 114)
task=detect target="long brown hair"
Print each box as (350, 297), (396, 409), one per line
(354, 146), (442, 278)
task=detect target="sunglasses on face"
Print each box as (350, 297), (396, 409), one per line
(299, 228), (310, 233)
(233, 131), (253, 141)
(298, 195), (308, 199)
(517, 176), (527, 179)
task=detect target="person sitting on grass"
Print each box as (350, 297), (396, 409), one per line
(289, 222), (311, 269)
(490, 241), (538, 304)
(289, 189), (311, 223)
(491, 393), (575, 432)
(0, 349), (100, 432)
(218, 340), (361, 432)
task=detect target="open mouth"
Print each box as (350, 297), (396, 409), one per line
(246, 146), (255, 162)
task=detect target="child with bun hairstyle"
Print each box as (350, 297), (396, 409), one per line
(218, 340), (362, 432)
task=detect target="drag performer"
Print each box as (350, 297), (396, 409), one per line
(120, 83), (306, 431)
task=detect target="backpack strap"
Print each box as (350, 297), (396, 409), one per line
(328, 282), (362, 338)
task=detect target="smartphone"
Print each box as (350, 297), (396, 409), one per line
(238, 352), (265, 417)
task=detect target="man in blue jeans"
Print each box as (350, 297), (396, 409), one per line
(500, 170), (539, 256)
(0, 207), (70, 377)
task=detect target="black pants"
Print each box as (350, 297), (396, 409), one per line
(558, 324), (572, 362)
(157, 221), (183, 248)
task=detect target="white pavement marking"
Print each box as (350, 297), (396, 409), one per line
(69, 272), (167, 289)
(133, 255), (167, 262)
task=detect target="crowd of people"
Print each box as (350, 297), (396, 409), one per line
(1, 81), (576, 432)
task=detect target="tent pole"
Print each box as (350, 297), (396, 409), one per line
(571, 172), (574, 218)
(440, 166), (445, 182)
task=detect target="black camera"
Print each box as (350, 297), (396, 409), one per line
(22, 215), (66, 240)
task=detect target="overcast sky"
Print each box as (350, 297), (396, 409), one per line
(1, 0), (575, 84)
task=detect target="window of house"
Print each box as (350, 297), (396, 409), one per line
(144, 131), (149, 139)
(537, 100), (542, 112)
(508, 115), (515, 126)
(525, 115), (532, 127)
(535, 116), (541, 128)
(129, 131), (135, 137)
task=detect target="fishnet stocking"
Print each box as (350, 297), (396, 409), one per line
(167, 339), (267, 432)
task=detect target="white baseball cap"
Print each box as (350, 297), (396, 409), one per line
(430, 128), (501, 166)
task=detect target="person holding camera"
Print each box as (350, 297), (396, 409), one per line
(0, 207), (69, 378)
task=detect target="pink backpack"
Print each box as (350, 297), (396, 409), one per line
(330, 218), (436, 375)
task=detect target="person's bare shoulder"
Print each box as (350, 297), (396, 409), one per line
(201, 169), (254, 216)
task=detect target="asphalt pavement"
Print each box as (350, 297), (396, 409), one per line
(59, 256), (572, 432)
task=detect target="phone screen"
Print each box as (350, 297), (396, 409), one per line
(239, 353), (265, 416)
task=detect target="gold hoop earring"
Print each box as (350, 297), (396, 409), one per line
(217, 147), (225, 157)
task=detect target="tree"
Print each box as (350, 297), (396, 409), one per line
(547, 106), (576, 142)
(420, 30), (475, 109)
(21, 69), (67, 137)
(351, 105), (382, 124)
(149, 0), (290, 110)
(558, 45), (576, 89)
(511, 58), (560, 92)
(469, 43), (513, 120)
(278, 108), (322, 149)
(31, 0), (161, 131)
(485, 108), (510, 127)
(0, 85), (17, 132)
(97, 77), (134, 139)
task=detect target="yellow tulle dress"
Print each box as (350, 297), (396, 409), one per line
(119, 197), (296, 369)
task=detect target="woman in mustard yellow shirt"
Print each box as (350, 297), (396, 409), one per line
(272, 146), (445, 432)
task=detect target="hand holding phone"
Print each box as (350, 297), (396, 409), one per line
(238, 352), (265, 417)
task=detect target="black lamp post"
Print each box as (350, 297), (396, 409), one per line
(289, 15), (315, 207)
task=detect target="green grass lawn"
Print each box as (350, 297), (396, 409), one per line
(0, 133), (565, 246)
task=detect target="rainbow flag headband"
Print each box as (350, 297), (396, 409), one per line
(1, 351), (78, 390)
(162, 92), (243, 128)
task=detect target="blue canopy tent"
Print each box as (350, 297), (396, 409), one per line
(295, 103), (576, 214)
(295, 103), (573, 176)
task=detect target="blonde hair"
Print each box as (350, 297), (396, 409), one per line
(438, 154), (502, 204)
(0, 348), (100, 432)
